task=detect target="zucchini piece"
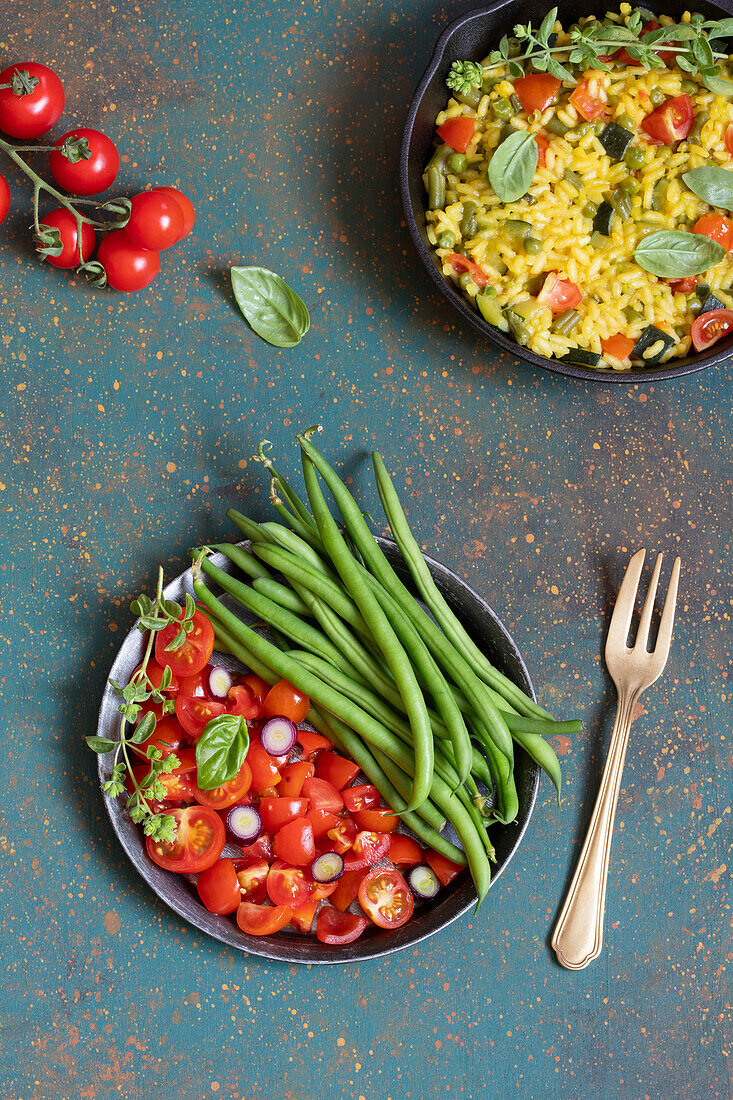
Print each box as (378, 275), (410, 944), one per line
(593, 200), (615, 236)
(699, 292), (725, 314)
(476, 292), (509, 331)
(599, 122), (634, 160)
(563, 168), (583, 192)
(651, 178), (668, 212)
(559, 348), (602, 367)
(695, 284), (710, 303)
(632, 325), (675, 364)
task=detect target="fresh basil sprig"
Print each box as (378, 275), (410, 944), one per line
(231, 266), (310, 348)
(488, 130), (538, 203)
(633, 230), (726, 277)
(682, 166), (733, 211)
(196, 714), (250, 790)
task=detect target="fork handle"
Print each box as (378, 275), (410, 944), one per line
(551, 689), (637, 970)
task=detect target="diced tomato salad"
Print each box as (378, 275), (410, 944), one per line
(124, 655), (465, 946)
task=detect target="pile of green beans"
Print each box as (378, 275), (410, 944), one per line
(191, 433), (581, 904)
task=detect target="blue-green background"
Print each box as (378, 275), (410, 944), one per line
(1, 0), (730, 1096)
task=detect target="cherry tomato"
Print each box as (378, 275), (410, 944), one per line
(301, 777), (343, 814)
(278, 760), (315, 798)
(537, 273), (582, 314)
(330, 868), (367, 912)
(223, 685), (257, 720)
(132, 658), (180, 695)
(600, 333), (636, 362)
(435, 116), (475, 153)
(514, 74), (561, 114)
(296, 729), (332, 756)
(262, 680), (310, 723)
(130, 714), (183, 759)
(353, 807), (400, 834)
(97, 231), (160, 292)
(236, 859), (269, 903)
(243, 673), (269, 707)
(358, 867), (414, 929)
(238, 832), (273, 863)
(388, 834), (424, 867)
(343, 830), (391, 871)
(342, 784), (380, 813)
(129, 762), (194, 807)
(193, 760), (252, 810)
(197, 857), (240, 914)
(693, 213), (733, 253)
(236, 902), (292, 936)
(172, 746), (198, 775)
(175, 694), (226, 740)
(316, 752), (360, 791)
(267, 861), (311, 907)
(305, 807), (341, 840)
(124, 190), (184, 251)
(177, 668), (209, 700)
(152, 186), (195, 240)
(326, 817), (358, 854)
(36, 208), (95, 269)
(290, 898), (318, 933)
(0, 62), (64, 138)
(641, 94), (693, 144)
(445, 252), (489, 288)
(667, 276), (698, 294)
(534, 132), (550, 168)
(691, 308), (733, 351)
(246, 740), (282, 792)
(259, 797), (309, 834)
(0, 174), (9, 226)
(146, 805), (225, 873)
(316, 906), (368, 945)
(50, 128), (119, 195)
(274, 818), (315, 866)
(569, 78), (606, 121)
(426, 849), (464, 886)
(155, 608), (214, 678)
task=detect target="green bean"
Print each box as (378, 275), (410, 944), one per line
(427, 165), (445, 210)
(649, 86), (666, 108)
(503, 219), (532, 240)
(551, 308), (579, 336)
(425, 143), (452, 173)
(208, 619), (279, 684)
(447, 152), (468, 174)
(574, 122), (591, 137)
(581, 200), (598, 220)
(523, 237), (542, 255)
(259, 521), (335, 579)
(509, 93), (522, 113)
(211, 542), (271, 581)
(437, 230), (456, 249)
(623, 145), (645, 170)
(563, 168), (583, 192)
(546, 115), (569, 136)
(263, 459), (320, 535)
(460, 200), (478, 239)
(480, 730), (519, 824)
(689, 110), (709, 141)
(623, 305), (643, 322)
(510, 728), (562, 803)
(505, 716), (581, 738)
(252, 541), (369, 635)
(300, 450), (434, 812)
(610, 188), (631, 218)
(226, 508), (268, 543)
(369, 747), (448, 832)
(267, 481), (322, 547)
(252, 576), (311, 616)
(680, 79), (698, 95)
(491, 96), (513, 120)
(589, 231), (607, 249)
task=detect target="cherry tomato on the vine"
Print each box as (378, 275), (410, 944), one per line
(37, 207), (95, 269)
(152, 186), (195, 240)
(124, 191), (184, 251)
(0, 175), (9, 227)
(0, 62), (64, 139)
(50, 128), (119, 195)
(97, 231), (160, 292)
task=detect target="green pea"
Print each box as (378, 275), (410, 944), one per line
(681, 79), (698, 95)
(624, 145), (645, 170)
(481, 284), (498, 299)
(649, 87), (666, 108)
(437, 231), (456, 249)
(447, 152), (468, 174)
(619, 177), (640, 195)
(617, 113), (635, 131)
(524, 236), (542, 255)
(582, 201), (598, 219)
(458, 272), (473, 290)
(491, 97), (513, 120)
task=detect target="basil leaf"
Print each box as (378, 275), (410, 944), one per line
(195, 715), (249, 790)
(683, 166), (733, 209)
(488, 131), (538, 203)
(86, 736), (116, 754)
(633, 230), (726, 277)
(231, 266), (310, 348)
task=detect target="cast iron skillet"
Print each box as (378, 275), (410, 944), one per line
(97, 540), (540, 964)
(400, 0), (733, 382)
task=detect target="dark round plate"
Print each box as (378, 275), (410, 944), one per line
(399, 0), (733, 382)
(97, 539), (540, 964)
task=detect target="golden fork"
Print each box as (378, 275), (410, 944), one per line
(551, 549), (681, 970)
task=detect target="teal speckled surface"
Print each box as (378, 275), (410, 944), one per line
(1, 1), (731, 1096)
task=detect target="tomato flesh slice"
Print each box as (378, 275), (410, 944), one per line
(388, 834), (424, 867)
(278, 760), (315, 797)
(330, 868), (367, 912)
(175, 694), (226, 740)
(316, 751), (360, 791)
(537, 273), (582, 315)
(693, 214), (733, 253)
(301, 776), (343, 814)
(342, 784), (380, 813)
(445, 252), (489, 288)
(267, 862), (311, 907)
(353, 807), (400, 834)
(259, 796), (309, 834)
(316, 906), (368, 945)
(601, 333), (636, 362)
(262, 680), (310, 723)
(513, 74), (560, 114)
(236, 902), (292, 936)
(358, 867), (414, 929)
(236, 859), (269, 903)
(246, 740), (283, 792)
(274, 818), (315, 866)
(641, 94), (692, 144)
(193, 760), (252, 810)
(343, 830), (391, 871)
(426, 849), (464, 886)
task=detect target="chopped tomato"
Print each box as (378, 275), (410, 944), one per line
(172, 746), (197, 775)
(175, 694), (226, 741)
(691, 308), (733, 351)
(242, 672), (269, 708)
(290, 898), (318, 933)
(226, 683), (260, 719)
(130, 714), (182, 759)
(693, 213), (733, 252)
(316, 906), (368, 945)
(238, 832), (273, 862)
(197, 857), (241, 915)
(296, 729), (333, 756)
(146, 805), (225, 874)
(236, 902), (292, 936)
(641, 94), (693, 144)
(262, 680), (310, 723)
(569, 78), (606, 121)
(259, 797), (309, 834)
(426, 849), (464, 886)
(358, 867), (414, 929)
(537, 272), (582, 314)
(534, 132), (550, 168)
(343, 830), (391, 871)
(301, 776), (343, 814)
(193, 760), (252, 810)
(267, 861), (311, 908)
(353, 807), (400, 834)
(445, 252), (489, 287)
(306, 876), (337, 902)
(278, 760), (315, 798)
(342, 784), (380, 813)
(246, 740), (282, 793)
(388, 834), (424, 867)
(274, 818), (315, 866)
(306, 807), (341, 840)
(236, 859), (269, 903)
(327, 817), (358, 854)
(330, 868), (367, 911)
(435, 115), (475, 153)
(316, 752), (360, 791)
(600, 333), (636, 362)
(667, 276), (698, 294)
(618, 20), (676, 66)
(177, 668), (209, 700)
(154, 608), (214, 678)
(134, 764), (194, 803)
(513, 74), (561, 114)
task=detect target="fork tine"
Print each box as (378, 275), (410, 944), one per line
(605, 548), (646, 655)
(653, 556), (681, 658)
(635, 552), (663, 651)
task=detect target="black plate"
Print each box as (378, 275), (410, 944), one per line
(399, 0), (733, 382)
(96, 539), (540, 964)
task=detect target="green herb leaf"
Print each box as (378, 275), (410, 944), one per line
(701, 71), (733, 95)
(163, 599), (181, 619)
(184, 593), (196, 620)
(633, 230), (726, 277)
(195, 714), (250, 790)
(164, 627), (188, 652)
(230, 266), (310, 349)
(538, 8), (557, 46)
(488, 131), (538, 203)
(682, 166), (733, 209)
(128, 710), (156, 745)
(86, 736), (116, 754)
(159, 664), (173, 690)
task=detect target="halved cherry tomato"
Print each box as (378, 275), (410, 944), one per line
(130, 714), (183, 759)
(600, 333), (636, 362)
(327, 817), (358, 854)
(262, 680), (310, 723)
(353, 808), (400, 834)
(388, 834), (424, 867)
(296, 729), (333, 755)
(154, 608), (214, 678)
(175, 694), (226, 740)
(259, 797), (309, 834)
(290, 898), (319, 932)
(691, 308), (733, 351)
(330, 868), (367, 911)
(242, 672), (269, 707)
(343, 830), (391, 871)
(226, 683), (260, 719)
(171, 746), (197, 775)
(667, 276), (698, 294)
(306, 808), (341, 840)
(146, 805), (225, 873)
(246, 740), (282, 792)
(342, 785), (380, 813)
(306, 874), (338, 902)
(316, 906), (368, 945)
(301, 777), (343, 814)
(132, 659), (179, 695)
(426, 849), (465, 886)
(267, 861), (311, 907)
(274, 818), (315, 866)
(197, 857), (240, 914)
(236, 859), (269, 903)
(193, 760), (252, 810)
(726, 123), (733, 157)
(445, 252), (489, 287)
(569, 78), (606, 121)
(358, 867), (414, 929)
(278, 761), (315, 798)
(534, 132), (550, 168)
(435, 115), (475, 153)
(513, 74), (561, 114)
(130, 763), (195, 804)
(316, 752), (360, 791)
(177, 668), (209, 700)
(641, 94), (693, 144)
(537, 272), (582, 314)
(236, 902), (291, 936)
(693, 213), (733, 252)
